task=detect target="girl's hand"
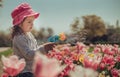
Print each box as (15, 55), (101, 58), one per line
(44, 42), (55, 52)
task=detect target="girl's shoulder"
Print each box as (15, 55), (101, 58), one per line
(27, 32), (35, 39)
(13, 33), (27, 42)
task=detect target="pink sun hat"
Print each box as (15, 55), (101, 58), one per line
(11, 3), (40, 26)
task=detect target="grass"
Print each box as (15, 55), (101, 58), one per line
(88, 47), (94, 52)
(0, 48), (13, 58)
(0, 48), (13, 76)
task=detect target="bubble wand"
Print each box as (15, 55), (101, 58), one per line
(47, 32), (66, 43)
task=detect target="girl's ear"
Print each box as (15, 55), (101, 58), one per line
(18, 23), (23, 29)
(18, 24), (21, 27)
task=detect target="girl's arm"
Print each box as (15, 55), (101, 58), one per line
(13, 35), (37, 60)
(37, 42), (55, 54)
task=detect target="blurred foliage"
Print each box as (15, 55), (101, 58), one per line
(70, 15), (120, 45)
(70, 17), (80, 34)
(70, 15), (107, 44)
(71, 15), (106, 37)
(0, 27), (54, 47)
(0, 0), (3, 7)
(0, 48), (13, 58)
(0, 31), (12, 47)
(103, 20), (120, 44)
(82, 15), (106, 37)
(32, 27), (54, 44)
(70, 17), (87, 43)
(0, 14), (120, 46)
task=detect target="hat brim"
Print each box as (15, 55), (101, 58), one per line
(13, 11), (40, 26)
(25, 12), (39, 19)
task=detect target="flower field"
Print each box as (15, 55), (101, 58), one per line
(47, 42), (120, 77)
(1, 42), (120, 77)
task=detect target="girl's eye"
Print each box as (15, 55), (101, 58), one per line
(28, 21), (31, 23)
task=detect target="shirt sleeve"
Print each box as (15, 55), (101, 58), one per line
(37, 45), (47, 54)
(29, 32), (46, 54)
(14, 35), (37, 60)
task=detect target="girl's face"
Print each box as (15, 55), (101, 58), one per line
(19, 16), (35, 33)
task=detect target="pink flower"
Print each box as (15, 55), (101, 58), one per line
(33, 52), (63, 77)
(64, 57), (73, 65)
(115, 55), (120, 62)
(101, 55), (115, 65)
(60, 64), (74, 77)
(62, 46), (70, 53)
(111, 69), (119, 77)
(113, 45), (119, 54)
(101, 55), (115, 70)
(54, 53), (63, 60)
(1, 55), (26, 77)
(93, 47), (101, 53)
(101, 45), (116, 55)
(77, 42), (85, 50)
(71, 54), (79, 61)
(99, 63), (105, 70)
(83, 58), (99, 70)
(76, 42), (87, 53)
(1, 73), (9, 77)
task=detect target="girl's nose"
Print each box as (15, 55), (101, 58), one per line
(31, 23), (34, 26)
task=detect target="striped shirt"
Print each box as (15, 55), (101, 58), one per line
(13, 32), (45, 73)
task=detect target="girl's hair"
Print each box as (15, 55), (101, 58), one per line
(11, 25), (24, 39)
(11, 18), (26, 39)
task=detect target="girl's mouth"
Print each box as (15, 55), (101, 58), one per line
(30, 27), (33, 29)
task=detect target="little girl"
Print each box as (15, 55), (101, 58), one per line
(11, 3), (54, 77)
